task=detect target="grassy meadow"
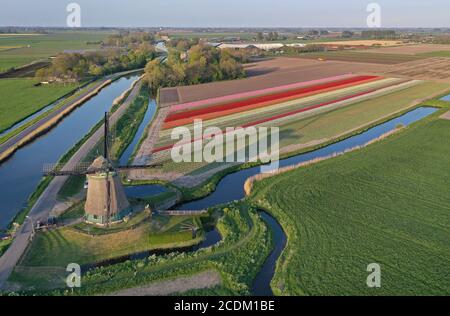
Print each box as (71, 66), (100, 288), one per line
(296, 50), (422, 64)
(20, 213), (202, 267)
(417, 51), (450, 58)
(250, 110), (450, 295)
(10, 204), (272, 295)
(0, 78), (78, 132)
(0, 32), (111, 72)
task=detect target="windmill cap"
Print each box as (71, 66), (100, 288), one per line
(88, 156), (109, 171)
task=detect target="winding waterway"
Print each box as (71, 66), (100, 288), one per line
(252, 211), (287, 296)
(0, 75), (140, 230)
(126, 106), (437, 295)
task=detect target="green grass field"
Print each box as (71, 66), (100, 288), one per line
(0, 78), (78, 132)
(20, 213), (202, 267)
(0, 239), (12, 257)
(167, 32), (262, 42)
(296, 50), (422, 64)
(250, 110), (450, 295)
(166, 32), (388, 45)
(0, 32), (111, 72)
(9, 203), (271, 295)
(417, 51), (450, 58)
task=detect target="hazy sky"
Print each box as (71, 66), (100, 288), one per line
(0, 0), (449, 28)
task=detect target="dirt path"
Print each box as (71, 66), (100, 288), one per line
(108, 270), (221, 296)
(439, 111), (450, 120)
(132, 106), (170, 166)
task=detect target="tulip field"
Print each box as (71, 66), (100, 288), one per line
(152, 74), (424, 156)
(135, 69), (448, 182)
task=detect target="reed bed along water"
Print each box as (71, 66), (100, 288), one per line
(244, 127), (403, 196)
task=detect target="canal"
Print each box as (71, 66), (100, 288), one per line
(0, 75), (140, 230)
(119, 99), (157, 166)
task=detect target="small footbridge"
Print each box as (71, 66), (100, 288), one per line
(157, 210), (207, 216)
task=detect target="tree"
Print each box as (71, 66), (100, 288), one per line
(308, 30), (320, 36)
(35, 68), (47, 82)
(89, 64), (103, 77)
(144, 59), (169, 92)
(256, 32), (264, 41)
(220, 57), (244, 79)
(342, 31), (354, 38)
(144, 43), (245, 93)
(176, 40), (190, 51)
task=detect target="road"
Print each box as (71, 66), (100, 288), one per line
(0, 78), (143, 290)
(0, 69), (142, 162)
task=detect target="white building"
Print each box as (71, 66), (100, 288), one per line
(217, 43), (306, 51)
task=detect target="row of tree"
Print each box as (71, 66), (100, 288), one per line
(102, 31), (156, 48)
(256, 32), (287, 41)
(280, 44), (327, 55)
(361, 30), (397, 39)
(144, 44), (245, 94)
(36, 43), (156, 82)
(165, 38), (201, 51)
(35, 31), (160, 82)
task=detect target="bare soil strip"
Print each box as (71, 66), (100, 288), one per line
(385, 57), (450, 82)
(132, 106), (171, 166)
(159, 88), (180, 107)
(357, 44), (450, 55)
(439, 111), (450, 120)
(107, 270), (221, 296)
(161, 57), (387, 104)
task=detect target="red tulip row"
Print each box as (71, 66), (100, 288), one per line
(165, 75), (379, 124)
(153, 86), (379, 154)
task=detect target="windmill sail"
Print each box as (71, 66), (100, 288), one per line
(42, 112), (161, 226)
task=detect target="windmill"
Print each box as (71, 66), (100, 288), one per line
(44, 112), (160, 226)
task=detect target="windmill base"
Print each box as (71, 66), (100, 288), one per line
(85, 208), (132, 226)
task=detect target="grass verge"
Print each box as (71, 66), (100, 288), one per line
(8, 203), (272, 295)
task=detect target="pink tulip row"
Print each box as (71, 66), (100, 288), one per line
(169, 73), (356, 113)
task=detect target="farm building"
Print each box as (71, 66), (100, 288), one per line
(218, 43), (305, 51)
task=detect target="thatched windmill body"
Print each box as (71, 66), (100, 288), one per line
(44, 112), (159, 226)
(83, 155), (131, 225)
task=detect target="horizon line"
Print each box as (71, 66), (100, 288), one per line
(1, 26), (450, 30)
